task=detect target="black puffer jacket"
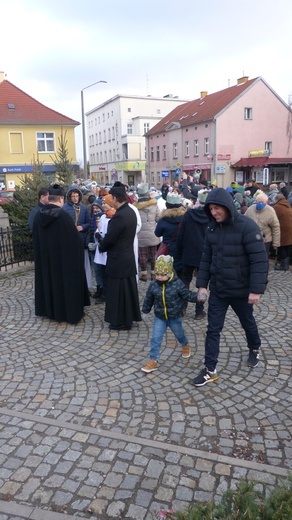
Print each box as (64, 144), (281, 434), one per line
(196, 188), (268, 298)
(142, 273), (197, 320)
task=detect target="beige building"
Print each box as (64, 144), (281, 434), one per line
(0, 72), (79, 189)
(86, 94), (188, 187)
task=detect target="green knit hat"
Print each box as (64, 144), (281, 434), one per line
(154, 255), (174, 277)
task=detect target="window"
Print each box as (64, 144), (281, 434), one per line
(108, 128), (111, 141)
(144, 122), (150, 134)
(157, 109), (161, 114)
(163, 144), (166, 160)
(204, 138), (209, 155)
(173, 143), (178, 158)
(150, 147), (154, 162)
(244, 107), (252, 120)
(265, 141), (272, 153)
(112, 127), (115, 140)
(113, 149), (116, 161)
(103, 130), (106, 142)
(102, 113), (105, 122)
(185, 141), (189, 157)
(127, 124), (133, 134)
(9, 132), (23, 153)
(37, 132), (54, 152)
(156, 146), (160, 161)
(128, 107), (131, 112)
(99, 132), (102, 144)
(194, 139), (199, 156)
(105, 151), (107, 162)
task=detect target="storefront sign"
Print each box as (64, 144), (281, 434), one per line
(249, 149), (270, 158)
(217, 154), (231, 160)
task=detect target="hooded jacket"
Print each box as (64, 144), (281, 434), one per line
(32, 204), (90, 324)
(196, 188), (268, 298)
(133, 197), (161, 247)
(155, 205), (186, 274)
(62, 185), (90, 247)
(142, 272), (197, 320)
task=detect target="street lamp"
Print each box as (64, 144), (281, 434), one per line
(81, 80), (107, 178)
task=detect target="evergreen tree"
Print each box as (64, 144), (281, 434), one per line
(4, 157), (49, 227)
(50, 130), (74, 189)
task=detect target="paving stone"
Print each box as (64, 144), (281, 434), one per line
(0, 268), (289, 519)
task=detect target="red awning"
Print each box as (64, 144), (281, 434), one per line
(232, 157), (292, 168)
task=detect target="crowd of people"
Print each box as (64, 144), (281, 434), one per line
(29, 175), (292, 386)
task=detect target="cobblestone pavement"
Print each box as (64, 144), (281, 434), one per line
(0, 265), (291, 520)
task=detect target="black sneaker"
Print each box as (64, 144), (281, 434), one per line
(194, 311), (207, 320)
(192, 367), (218, 387)
(247, 349), (259, 368)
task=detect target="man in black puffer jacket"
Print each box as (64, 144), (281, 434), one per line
(193, 188), (268, 387)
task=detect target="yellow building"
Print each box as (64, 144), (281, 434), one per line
(0, 72), (80, 188)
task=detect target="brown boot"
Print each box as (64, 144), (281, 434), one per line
(150, 271), (156, 280)
(139, 271), (147, 282)
(182, 344), (191, 358)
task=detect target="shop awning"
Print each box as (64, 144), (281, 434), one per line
(231, 157), (292, 168)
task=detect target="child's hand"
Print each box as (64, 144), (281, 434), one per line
(142, 313), (149, 322)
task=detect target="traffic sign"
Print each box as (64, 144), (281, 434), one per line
(175, 168), (182, 175)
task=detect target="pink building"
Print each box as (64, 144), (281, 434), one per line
(146, 76), (292, 189)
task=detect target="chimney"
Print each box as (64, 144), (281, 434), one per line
(200, 91), (208, 98)
(237, 76), (249, 85)
(0, 71), (5, 83)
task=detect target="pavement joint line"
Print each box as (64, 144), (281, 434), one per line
(1, 406), (289, 478)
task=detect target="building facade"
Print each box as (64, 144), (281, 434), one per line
(0, 72), (79, 189)
(146, 76), (292, 188)
(86, 94), (188, 187)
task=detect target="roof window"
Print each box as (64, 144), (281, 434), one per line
(8, 103), (15, 109)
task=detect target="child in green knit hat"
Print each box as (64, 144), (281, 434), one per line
(141, 255), (204, 373)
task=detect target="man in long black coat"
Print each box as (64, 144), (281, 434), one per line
(32, 184), (90, 325)
(98, 183), (141, 331)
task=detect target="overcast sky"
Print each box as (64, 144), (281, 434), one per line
(1, 0), (291, 164)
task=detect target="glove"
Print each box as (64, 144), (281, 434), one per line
(142, 313), (149, 322)
(88, 242), (97, 251)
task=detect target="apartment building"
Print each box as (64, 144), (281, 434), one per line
(86, 94), (188, 187)
(146, 76), (292, 188)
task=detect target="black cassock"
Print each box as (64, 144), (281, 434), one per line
(99, 203), (141, 328)
(33, 204), (90, 324)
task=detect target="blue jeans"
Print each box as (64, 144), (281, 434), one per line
(205, 292), (261, 371)
(150, 316), (189, 361)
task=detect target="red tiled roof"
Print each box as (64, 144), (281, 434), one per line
(147, 78), (260, 135)
(232, 157), (292, 168)
(0, 80), (79, 126)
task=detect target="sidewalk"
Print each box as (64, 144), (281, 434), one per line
(0, 266), (291, 519)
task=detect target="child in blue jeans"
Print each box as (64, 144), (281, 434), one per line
(141, 255), (200, 373)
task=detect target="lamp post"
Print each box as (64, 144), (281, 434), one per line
(81, 80), (107, 178)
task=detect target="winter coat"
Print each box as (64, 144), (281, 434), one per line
(273, 198), (292, 246)
(176, 205), (209, 267)
(32, 204), (90, 324)
(133, 197), (161, 247)
(196, 188), (268, 298)
(98, 203), (137, 278)
(245, 204), (280, 247)
(62, 185), (90, 247)
(142, 272), (197, 320)
(155, 205), (186, 274)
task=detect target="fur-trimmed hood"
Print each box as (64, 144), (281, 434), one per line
(160, 205), (186, 219)
(133, 198), (157, 210)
